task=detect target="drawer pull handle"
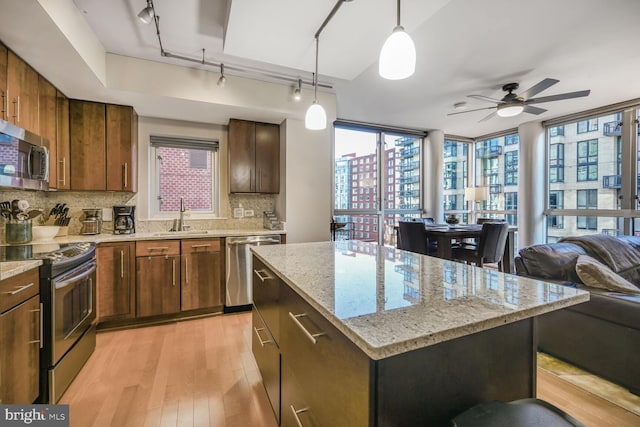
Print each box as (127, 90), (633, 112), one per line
(288, 312), (324, 345)
(190, 244), (212, 248)
(253, 327), (272, 347)
(4, 282), (35, 295)
(290, 405), (310, 427)
(254, 269), (272, 282)
(147, 246), (169, 251)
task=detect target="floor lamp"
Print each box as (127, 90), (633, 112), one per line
(465, 186), (489, 223)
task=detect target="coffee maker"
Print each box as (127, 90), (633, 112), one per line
(113, 206), (135, 235)
(80, 209), (102, 235)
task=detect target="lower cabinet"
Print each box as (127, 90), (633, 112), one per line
(252, 307), (281, 424)
(136, 241), (181, 318)
(96, 242), (136, 322)
(0, 268), (41, 404)
(180, 238), (223, 311)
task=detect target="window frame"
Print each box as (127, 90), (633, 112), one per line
(576, 139), (598, 182)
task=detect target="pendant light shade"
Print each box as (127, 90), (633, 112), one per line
(379, 0), (416, 80)
(305, 38), (326, 130)
(305, 101), (327, 130)
(138, 0), (155, 24)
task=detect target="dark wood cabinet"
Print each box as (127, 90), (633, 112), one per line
(38, 76), (56, 183)
(97, 242), (136, 322)
(0, 43), (7, 121)
(0, 268), (40, 404)
(180, 238), (223, 311)
(6, 50), (39, 133)
(228, 119), (280, 193)
(55, 91), (70, 190)
(70, 100), (106, 190)
(106, 104), (137, 192)
(136, 241), (180, 317)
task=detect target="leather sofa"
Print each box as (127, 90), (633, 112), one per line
(515, 235), (640, 395)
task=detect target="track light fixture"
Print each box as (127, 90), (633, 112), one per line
(217, 64), (226, 87)
(293, 79), (302, 101)
(379, 0), (416, 80)
(138, 0), (155, 24)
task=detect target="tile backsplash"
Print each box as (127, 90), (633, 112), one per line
(0, 190), (279, 239)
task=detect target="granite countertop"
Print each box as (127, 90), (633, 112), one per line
(0, 228), (285, 280)
(251, 240), (590, 360)
(0, 260), (42, 280)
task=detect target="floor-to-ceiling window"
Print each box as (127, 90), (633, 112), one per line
(333, 125), (424, 246)
(545, 108), (640, 241)
(473, 132), (519, 225)
(443, 139), (469, 223)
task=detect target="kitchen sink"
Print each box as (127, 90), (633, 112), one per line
(152, 230), (210, 236)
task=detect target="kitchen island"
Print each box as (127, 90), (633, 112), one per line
(251, 240), (589, 427)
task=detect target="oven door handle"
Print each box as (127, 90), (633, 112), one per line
(55, 262), (97, 289)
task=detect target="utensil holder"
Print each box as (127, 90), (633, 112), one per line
(6, 219), (32, 244)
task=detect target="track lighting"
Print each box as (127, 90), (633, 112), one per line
(217, 64), (226, 87)
(379, 0), (416, 80)
(305, 39), (327, 130)
(293, 79), (302, 101)
(138, 0), (155, 24)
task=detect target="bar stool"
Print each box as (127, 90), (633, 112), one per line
(451, 398), (584, 427)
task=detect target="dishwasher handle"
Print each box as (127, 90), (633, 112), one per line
(227, 237), (281, 246)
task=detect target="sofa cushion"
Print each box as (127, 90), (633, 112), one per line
(575, 255), (640, 295)
(570, 286), (640, 329)
(517, 242), (587, 283)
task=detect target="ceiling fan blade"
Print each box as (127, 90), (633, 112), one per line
(447, 106), (496, 116)
(479, 111), (497, 122)
(526, 90), (591, 104)
(468, 94), (502, 104)
(523, 105), (547, 115)
(519, 78), (559, 100)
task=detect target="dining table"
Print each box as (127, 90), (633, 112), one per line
(423, 223), (518, 273)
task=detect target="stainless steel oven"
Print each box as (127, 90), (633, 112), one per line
(51, 260), (96, 367)
(37, 242), (97, 404)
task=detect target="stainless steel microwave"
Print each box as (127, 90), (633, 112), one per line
(0, 119), (49, 190)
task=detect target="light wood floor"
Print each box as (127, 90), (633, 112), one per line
(61, 313), (639, 427)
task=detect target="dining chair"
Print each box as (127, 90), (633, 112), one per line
(451, 222), (509, 271)
(476, 217), (506, 224)
(397, 221), (432, 255)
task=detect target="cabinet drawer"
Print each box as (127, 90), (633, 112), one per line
(253, 257), (281, 344)
(281, 359), (319, 427)
(280, 284), (370, 427)
(0, 268), (39, 313)
(181, 238), (220, 254)
(252, 307), (280, 424)
(136, 240), (180, 257)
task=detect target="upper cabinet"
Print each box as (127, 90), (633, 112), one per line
(69, 100), (138, 192)
(55, 91), (70, 190)
(228, 118), (280, 193)
(106, 104), (137, 192)
(0, 44), (7, 121)
(6, 51), (39, 134)
(70, 100), (106, 190)
(38, 76), (56, 175)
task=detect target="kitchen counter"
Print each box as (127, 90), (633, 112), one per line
(0, 229), (284, 280)
(0, 260), (42, 280)
(251, 240), (589, 360)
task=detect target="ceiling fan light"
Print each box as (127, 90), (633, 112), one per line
(379, 26), (416, 80)
(305, 101), (327, 130)
(497, 104), (524, 117)
(137, 5), (154, 24)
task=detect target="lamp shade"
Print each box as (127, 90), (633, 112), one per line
(465, 186), (489, 202)
(138, 6), (154, 24)
(497, 103), (524, 117)
(305, 101), (327, 130)
(379, 26), (416, 80)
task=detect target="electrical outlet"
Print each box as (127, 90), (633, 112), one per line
(233, 207), (244, 218)
(244, 209), (254, 217)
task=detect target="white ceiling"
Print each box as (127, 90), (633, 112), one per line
(7, 0), (640, 137)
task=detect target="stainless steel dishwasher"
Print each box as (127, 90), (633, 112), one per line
(225, 234), (281, 312)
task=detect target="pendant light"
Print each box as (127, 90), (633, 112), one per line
(379, 0), (416, 80)
(305, 37), (327, 130)
(138, 0), (155, 24)
(217, 64), (226, 87)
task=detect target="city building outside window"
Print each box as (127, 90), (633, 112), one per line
(577, 139), (598, 182)
(504, 151), (518, 186)
(577, 118), (598, 134)
(443, 139), (469, 222)
(549, 143), (565, 183)
(577, 189), (598, 230)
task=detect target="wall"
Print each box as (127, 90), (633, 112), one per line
(276, 119), (332, 243)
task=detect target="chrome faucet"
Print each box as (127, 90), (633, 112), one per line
(172, 197), (188, 231)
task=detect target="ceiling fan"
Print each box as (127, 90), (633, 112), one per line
(449, 78), (591, 122)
